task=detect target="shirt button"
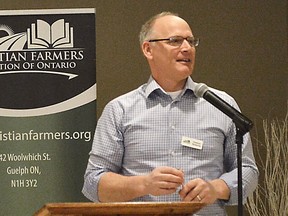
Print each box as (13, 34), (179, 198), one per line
(171, 125), (176, 130)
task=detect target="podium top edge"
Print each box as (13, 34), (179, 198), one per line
(35, 202), (204, 215)
(44, 201), (203, 207)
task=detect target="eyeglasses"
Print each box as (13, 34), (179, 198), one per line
(148, 36), (200, 47)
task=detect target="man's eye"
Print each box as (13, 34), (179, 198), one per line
(187, 39), (194, 44)
(169, 38), (182, 43)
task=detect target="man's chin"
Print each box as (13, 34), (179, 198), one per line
(176, 68), (192, 77)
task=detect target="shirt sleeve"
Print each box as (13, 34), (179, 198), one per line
(82, 100), (124, 202)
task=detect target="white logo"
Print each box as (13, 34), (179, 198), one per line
(0, 16), (96, 117)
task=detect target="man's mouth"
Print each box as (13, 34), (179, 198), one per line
(176, 59), (191, 63)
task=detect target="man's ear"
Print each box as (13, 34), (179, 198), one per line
(142, 41), (153, 59)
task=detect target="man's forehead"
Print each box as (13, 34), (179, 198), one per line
(152, 15), (192, 36)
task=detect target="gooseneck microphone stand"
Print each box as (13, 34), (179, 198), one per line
(236, 127), (245, 216)
(233, 120), (253, 216)
(193, 83), (254, 216)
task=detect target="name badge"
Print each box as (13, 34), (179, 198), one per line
(181, 136), (203, 150)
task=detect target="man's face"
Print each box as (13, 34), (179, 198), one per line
(144, 15), (196, 90)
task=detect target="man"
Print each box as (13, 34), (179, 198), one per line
(82, 12), (259, 215)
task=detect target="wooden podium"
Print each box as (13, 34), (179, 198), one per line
(34, 202), (204, 216)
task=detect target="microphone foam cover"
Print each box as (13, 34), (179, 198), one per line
(194, 83), (209, 98)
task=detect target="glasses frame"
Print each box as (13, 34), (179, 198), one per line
(148, 36), (200, 47)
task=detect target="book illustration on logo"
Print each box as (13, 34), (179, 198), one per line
(0, 24), (26, 51)
(27, 19), (74, 49)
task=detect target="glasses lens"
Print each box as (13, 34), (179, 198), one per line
(168, 36), (184, 46)
(187, 37), (199, 47)
(167, 36), (199, 47)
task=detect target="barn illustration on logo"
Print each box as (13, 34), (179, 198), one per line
(0, 15), (96, 117)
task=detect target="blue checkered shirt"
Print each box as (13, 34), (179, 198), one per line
(82, 76), (259, 216)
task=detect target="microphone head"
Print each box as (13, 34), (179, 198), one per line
(194, 83), (209, 98)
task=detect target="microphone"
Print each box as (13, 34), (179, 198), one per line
(194, 83), (253, 134)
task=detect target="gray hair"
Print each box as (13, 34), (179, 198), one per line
(139, 12), (179, 45)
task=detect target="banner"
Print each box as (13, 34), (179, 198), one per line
(0, 8), (96, 215)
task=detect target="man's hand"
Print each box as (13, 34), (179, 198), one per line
(98, 167), (184, 202)
(179, 178), (230, 204)
(144, 166), (184, 196)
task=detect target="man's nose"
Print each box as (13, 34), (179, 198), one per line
(180, 39), (193, 51)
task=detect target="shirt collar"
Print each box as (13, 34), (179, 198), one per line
(144, 76), (197, 98)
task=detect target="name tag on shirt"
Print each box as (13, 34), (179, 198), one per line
(181, 136), (203, 150)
